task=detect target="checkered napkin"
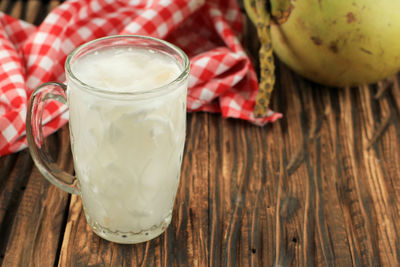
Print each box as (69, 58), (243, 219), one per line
(0, 0), (282, 156)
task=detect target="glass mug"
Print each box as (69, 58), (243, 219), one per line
(26, 35), (189, 244)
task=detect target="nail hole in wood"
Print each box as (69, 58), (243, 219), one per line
(292, 237), (297, 243)
(251, 248), (256, 254)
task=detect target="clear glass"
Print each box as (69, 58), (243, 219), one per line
(26, 35), (190, 244)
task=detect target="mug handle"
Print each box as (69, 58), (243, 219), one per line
(26, 82), (80, 195)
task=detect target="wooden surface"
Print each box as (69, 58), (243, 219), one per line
(1, 0), (400, 266)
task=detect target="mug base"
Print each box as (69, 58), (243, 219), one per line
(88, 215), (172, 244)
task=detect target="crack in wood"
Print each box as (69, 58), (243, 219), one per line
(366, 115), (391, 149)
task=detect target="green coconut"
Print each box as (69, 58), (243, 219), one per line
(245, 0), (400, 116)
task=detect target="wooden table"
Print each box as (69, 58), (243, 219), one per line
(1, 1), (400, 266)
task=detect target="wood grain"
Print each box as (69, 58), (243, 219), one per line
(1, 0), (400, 266)
(0, 128), (72, 267)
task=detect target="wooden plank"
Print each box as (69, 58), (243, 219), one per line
(297, 80), (339, 267)
(177, 112), (210, 266)
(0, 153), (19, 224)
(311, 87), (353, 267)
(25, 0), (41, 24)
(361, 81), (400, 264)
(1, 127), (72, 267)
(0, 152), (32, 265)
(49, 0), (59, 12)
(379, 76), (400, 263)
(9, 0), (22, 19)
(0, 0), (13, 14)
(207, 115), (278, 266)
(0, 1), (7, 12)
(271, 64), (310, 266)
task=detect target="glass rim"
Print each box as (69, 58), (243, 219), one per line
(65, 35), (190, 96)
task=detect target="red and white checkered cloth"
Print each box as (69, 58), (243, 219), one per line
(0, 0), (282, 156)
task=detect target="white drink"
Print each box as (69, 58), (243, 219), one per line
(67, 46), (187, 243)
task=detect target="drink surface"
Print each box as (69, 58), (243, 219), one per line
(67, 46), (187, 243)
(72, 46), (181, 92)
